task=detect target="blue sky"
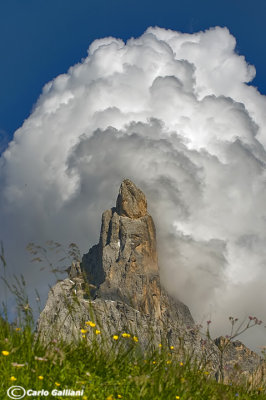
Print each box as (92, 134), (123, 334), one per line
(0, 0), (266, 146)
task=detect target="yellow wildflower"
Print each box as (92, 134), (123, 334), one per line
(38, 376), (44, 380)
(15, 327), (21, 331)
(152, 361), (156, 364)
(10, 376), (17, 381)
(113, 335), (119, 341)
(158, 343), (162, 348)
(170, 345), (174, 350)
(180, 362), (183, 366)
(55, 382), (60, 386)
(82, 335), (86, 338)
(2, 350), (9, 356)
(95, 330), (101, 335)
(82, 397), (88, 400)
(85, 321), (96, 327)
(204, 371), (210, 375)
(106, 396), (114, 400)
(176, 397), (180, 399)
(117, 396), (122, 399)
(133, 336), (138, 343)
(122, 333), (130, 338)
(80, 329), (87, 334)
(166, 360), (171, 364)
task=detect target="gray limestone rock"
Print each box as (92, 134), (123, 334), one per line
(214, 336), (265, 384)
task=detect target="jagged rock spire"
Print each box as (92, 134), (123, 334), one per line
(82, 179), (161, 317)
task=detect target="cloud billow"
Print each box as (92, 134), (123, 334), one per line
(1, 26), (266, 350)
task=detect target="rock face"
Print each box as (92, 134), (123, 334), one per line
(83, 179), (164, 320)
(37, 179), (264, 383)
(214, 337), (266, 385)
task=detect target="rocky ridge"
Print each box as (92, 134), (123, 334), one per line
(37, 179), (265, 383)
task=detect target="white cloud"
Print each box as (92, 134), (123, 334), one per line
(1, 26), (266, 351)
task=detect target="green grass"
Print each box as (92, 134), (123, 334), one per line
(0, 243), (265, 399)
(0, 317), (265, 400)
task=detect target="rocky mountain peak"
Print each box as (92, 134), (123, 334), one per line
(83, 178), (161, 317)
(37, 179), (265, 384)
(116, 179), (147, 219)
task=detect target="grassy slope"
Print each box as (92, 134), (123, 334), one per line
(0, 318), (265, 400)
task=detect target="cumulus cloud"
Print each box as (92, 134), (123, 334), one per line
(1, 26), (266, 350)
